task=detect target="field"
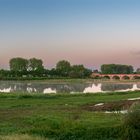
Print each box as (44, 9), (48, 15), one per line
(0, 91), (140, 140)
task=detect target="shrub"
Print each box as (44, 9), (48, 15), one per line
(122, 102), (140, 140)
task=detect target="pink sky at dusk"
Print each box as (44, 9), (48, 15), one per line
(1, 0), (140, 70)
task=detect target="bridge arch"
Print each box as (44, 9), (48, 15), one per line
(91, 73), (140, 80)
(121, 76), (130, 80)
(102, 76), (110, 79)
(93, 75), (101, 79)
(112, 76), (120, 80)
(133, 76), (140, 79)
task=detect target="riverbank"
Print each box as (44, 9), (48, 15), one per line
(0, 91), (139, 140)
(1, 78), (140, 83)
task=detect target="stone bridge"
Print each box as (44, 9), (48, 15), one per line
(91, 73), (140, 80)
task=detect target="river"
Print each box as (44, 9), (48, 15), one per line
(0, 80), (140, 93)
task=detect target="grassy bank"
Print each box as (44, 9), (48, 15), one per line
(0, 134), (46, 140)
(1, 78), (140, 83)
(0, 91), (139, 139)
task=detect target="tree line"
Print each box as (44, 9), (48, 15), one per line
(101, 64), (134, 74)
(0, 58), (92, 79)
(0, 57), (139, 80)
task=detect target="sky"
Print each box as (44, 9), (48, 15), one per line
(0, 0), (140, 70)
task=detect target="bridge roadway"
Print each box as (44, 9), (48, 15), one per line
(91, 73), (140, 80)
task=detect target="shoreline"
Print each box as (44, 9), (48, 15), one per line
(0, 78), (140, 83)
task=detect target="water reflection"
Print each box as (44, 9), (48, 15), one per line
(116, 84), (140, 92)
(83, 84), (102, 93)
(101, 83), (133, 91)
(0, 87), (11, 93)
(0, 81), (140, 93)
(43, 88), (56, 94)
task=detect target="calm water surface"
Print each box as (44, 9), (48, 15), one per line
(0, 81), (140, 93)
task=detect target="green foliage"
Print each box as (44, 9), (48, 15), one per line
(29, 58), (44, 71)
(0, 69), (11, 79)
(56, 60), (71, 77)
(9, 58), (28, 72)
(55, 60), (92, 78)
(8, 57), (46, 78)
(69, 65), (92, 78)
(136, 68), (140, 74)
(122, 102), (140, 140)
(101, 64), (134, 74)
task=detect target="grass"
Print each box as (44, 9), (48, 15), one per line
(0, 134), (46, 140)
(0, 91), (139, 139)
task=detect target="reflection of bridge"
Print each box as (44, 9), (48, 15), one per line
(91, 73), (140, 80)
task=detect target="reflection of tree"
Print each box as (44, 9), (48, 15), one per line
(13, 83), (28, 92)
(0, 81), (89, 93)
(27, 83), (89, 93)
(0, 82), (11, 90)
(101, 83), (133, 91)
(1, 81), (137, 93)
(53, 83), (89, 93)
(137, 84), (140, 88)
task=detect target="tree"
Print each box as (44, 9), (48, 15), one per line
(0, 69), (11, 79)
(27, 58), (45, 77)
(101, 64), (134, 74)
(69, 65), (92, 78)
(56, 60), (71, 77)
(29, 58), (44, 71)
(47, 68), (60, 77)
(136, 68), (140, 74)
(9, 57), (28, 72)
